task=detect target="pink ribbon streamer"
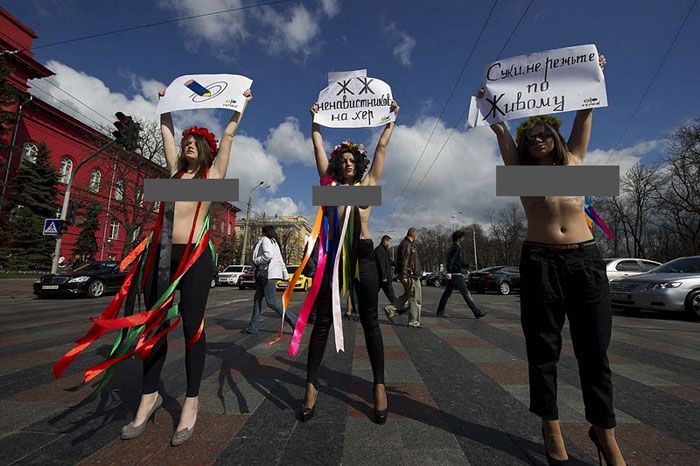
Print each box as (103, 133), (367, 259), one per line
(288, 225), (328, 356)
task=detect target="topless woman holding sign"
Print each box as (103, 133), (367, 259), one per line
(300, 100), (399, 424)
(483, 54), (626, 466)
(121, 88), (252, 446)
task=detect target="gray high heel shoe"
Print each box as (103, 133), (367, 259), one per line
(120, 393), (163, 440)
(171, 426), (194, 447)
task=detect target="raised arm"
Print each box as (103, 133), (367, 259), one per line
(476, 88), (519, 165)
(491, 122), (519, 166)
(309, 103), (328, 178)
(567, 54), (605, 162)
(158, 89), (179, 176)
(366, 101), (400, 186)
(210, 89), (253, 179)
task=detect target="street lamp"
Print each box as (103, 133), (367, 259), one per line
(239, 181), (266, 265)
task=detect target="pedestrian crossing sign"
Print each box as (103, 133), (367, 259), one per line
(43, 218), (61, 236)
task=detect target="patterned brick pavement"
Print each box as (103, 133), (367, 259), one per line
(1, 280), (699, 465)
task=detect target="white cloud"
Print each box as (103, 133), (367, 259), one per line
(158, 0), (247, 54)
(29, 60), (161, 131)
(254, 196), (306, 218)
(385, 23), (416, 67)
(158, 0), (329, 59)
(265, 117), (315, 166)
(255, 4), (320, 57)
(226, 135), (286, 193)
(319, 0), (340, 17)
(366, 119), (658, 236)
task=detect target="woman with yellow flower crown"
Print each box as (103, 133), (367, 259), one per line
(481, 54), (625, 466)
(296, 99), (399, 425)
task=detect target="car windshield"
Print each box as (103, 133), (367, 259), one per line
(652, 257), (700, 273)
(74, 262), (117, 272)
(223, 266), (245, 273)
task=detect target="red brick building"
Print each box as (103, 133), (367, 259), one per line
(0, 8), (239, 266)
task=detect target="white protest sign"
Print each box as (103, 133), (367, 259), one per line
(467, 44), (607, 128)
(156, 74), (253, 115)
(314, 70), (395, 128)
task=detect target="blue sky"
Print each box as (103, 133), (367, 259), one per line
(4, 0), (699, 236)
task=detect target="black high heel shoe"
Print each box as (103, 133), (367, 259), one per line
(299, 384), (318, 422)
(373, 384), (388, 425)
(587, 426), (611, 466)
(541, 427), (569, 465)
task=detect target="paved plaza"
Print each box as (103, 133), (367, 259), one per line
(1, 279), (699, 465)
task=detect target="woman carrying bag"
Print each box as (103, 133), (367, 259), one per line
(244, 225), (298, 334)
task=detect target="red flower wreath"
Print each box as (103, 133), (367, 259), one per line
(182, 126), (218, 155)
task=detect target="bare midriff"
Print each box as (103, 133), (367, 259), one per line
(520, 195), (593, 244)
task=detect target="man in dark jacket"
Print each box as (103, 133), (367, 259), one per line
(385, 228), (422, 327)
(375, 235), (397, 304)
(436, 230), (486, 319)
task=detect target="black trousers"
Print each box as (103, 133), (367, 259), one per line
(143, 244), (211, 397)
(519, 240), (616, 428)
(379, 279), (397, 303)
(306, 239), (385, 386)
(436, 274), (481, 316)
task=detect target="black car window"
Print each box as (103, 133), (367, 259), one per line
(616, 260), (642, 272)
(653, 257), (700, 273)
(639, 261), (660, 272)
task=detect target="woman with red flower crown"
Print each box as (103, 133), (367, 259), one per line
(118, 88), (252, 446)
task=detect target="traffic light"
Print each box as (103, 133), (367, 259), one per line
(112, 112), (140, 151)
(66, 201), (79, 225)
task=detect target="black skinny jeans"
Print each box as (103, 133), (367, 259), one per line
(519, 240), (616, 428)
(142, 244), (211, 397)
(306, 239), (385, 386)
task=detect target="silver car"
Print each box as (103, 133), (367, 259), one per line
(603, 258), (661, 282)
(217, 265), (252, 286)
(609, 256), (700, 319)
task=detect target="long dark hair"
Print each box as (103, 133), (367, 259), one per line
(327, 143), (370, 184)
(261, 224), (280, 244)
(516, 120), (569, 166)
(178, 134), (214, 179)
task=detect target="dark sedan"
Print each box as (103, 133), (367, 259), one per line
(238, 271), (256, 289)
(468, 266), (521, 295)
(33, 261), (129, 298)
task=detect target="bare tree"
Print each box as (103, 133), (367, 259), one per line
(489, 203), (526, 265)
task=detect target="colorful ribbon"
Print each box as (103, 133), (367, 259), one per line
(584, 196), (613, 239)
(53, 169), (216, 388)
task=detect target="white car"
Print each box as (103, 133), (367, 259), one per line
(604, 258), (661, 282)
(217, 265), (252, 286)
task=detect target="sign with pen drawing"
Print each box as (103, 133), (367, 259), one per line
(467, 44), (607, 128)
(156, 74), (253, 114)
(314, 69), (395, 128)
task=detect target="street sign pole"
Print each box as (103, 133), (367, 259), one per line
(50, 139), (116, 274)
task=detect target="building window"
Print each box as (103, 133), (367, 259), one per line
(21, 142), (38, 164)
(89, 169), (102, 193)
(132, 226), (141, 241)
(109, 220), (119, 240)
(114, 180), (124, 200)
(227, 222), (232, 236)
(152, 201), (160, 212)
(59, 157), (73, 184)
(136, 187), (144, 207)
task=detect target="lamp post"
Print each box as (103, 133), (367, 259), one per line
(239, 181), (265, 265)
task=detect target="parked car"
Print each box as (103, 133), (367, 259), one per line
(609, 255), (700, 318)
(276, 266), (313, 291)
(33, 261), (129, 298)
(217, 264), (252, 286)
(604, 258), (662, 282)
(421, 271), (448, 287)
(238, 270), (256, 290)
(469, 266), (521, 295)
